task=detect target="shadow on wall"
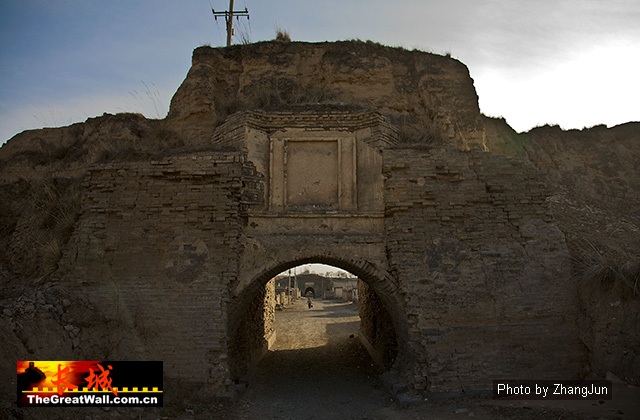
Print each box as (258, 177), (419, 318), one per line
(358, 280), (398, 369)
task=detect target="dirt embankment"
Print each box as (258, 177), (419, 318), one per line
(166, 41), (484, 149)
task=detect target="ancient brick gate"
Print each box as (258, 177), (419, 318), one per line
(60, 107), (584, 397)
(226, 110), (406, 381)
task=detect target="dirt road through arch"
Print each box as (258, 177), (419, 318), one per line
(233, 299), (393, 419)
(215, 299), (637, 420)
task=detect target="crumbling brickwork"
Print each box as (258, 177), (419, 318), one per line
(60, 154), (250, 393)
(358, 279), (398, 369)
(230, 280), (275, 380)
(383, 147), (583, 392)
(46, 113), (584, 396)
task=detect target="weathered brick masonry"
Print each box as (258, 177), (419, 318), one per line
(56, 115), (584, 396)
(383, 147), (583, 392)
(61, 154), (252, 392)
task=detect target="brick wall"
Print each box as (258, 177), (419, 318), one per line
(56, 143), (586, 396)
(358, 279), (398, 368)
(229, 280), (275, 380)
(383, 147), (584, 393)
(61, 153), (249, 394)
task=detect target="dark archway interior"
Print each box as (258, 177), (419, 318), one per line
(357, 280), (398, 368)
(303, 287), (315, 298)
(228, 259), (399, 383)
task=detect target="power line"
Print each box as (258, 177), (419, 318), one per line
(212, 0), (250, 47)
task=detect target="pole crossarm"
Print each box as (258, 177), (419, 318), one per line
(212, 0), (250, 47)
(212, 8), (249, 20)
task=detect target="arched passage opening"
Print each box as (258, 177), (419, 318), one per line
(303, 287), (315, 298)
(227, 257), (404, 389)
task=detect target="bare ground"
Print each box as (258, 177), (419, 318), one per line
(5, 298), (638, 419)
(205, 299), (640, 420)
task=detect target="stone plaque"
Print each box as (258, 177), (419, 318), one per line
(286, 140), (338, 207)
(269, 135), (357, 212)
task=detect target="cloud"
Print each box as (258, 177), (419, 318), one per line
(476, 39), (640, 131)
(1, 0), (639, 142)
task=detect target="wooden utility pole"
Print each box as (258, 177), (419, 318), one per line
(212, 0), (250, 47)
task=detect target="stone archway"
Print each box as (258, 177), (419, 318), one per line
(227, 255), (408, 385)
(219, 108), (409, 384)
(303, 287), (315, 298)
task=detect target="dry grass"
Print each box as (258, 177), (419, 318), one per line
(396, 121), (448, 148)
(35, 179), (81, 274)
(549, 192), (640, 299)
(241, 78), (337, 112)
(275, 28), (291, 42)
(42, 237), (62, 274)
(571, 237), (640, 298)
(127, 81), (167, 120)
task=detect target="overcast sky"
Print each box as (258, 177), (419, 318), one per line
(1, 0), (639, 144)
